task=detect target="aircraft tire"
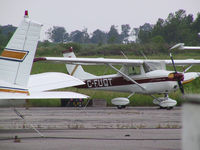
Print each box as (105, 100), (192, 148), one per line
(159, 106), (174, 110)
(159, 106), (165, 109)
(117, 105), (126, 109)
(166, 107), (174, 110)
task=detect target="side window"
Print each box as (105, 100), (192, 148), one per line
(128, 66), (141, 75)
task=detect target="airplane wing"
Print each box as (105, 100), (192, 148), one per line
(35, 57), (145, 66)
(0, 91), (88, 99)
(165, 59), (200, 66)
(35, 57), (200, 66)
(28, 72), (85, 92)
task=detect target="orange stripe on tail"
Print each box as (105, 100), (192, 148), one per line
(1, 49), (28, 60)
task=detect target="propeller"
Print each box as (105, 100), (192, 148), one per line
(169, 52), (185, 94)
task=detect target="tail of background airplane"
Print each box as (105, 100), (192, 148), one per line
(62, 47), (97, 80)
(0, 10), (42, 87)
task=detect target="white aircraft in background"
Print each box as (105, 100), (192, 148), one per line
(35, 46), (200, 109)
(174, 43), (200, 50)
(170, 31), (200, 50)
(0, 11), (88, 107)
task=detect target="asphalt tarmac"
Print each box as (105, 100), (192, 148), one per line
(0, 107), (182, 150)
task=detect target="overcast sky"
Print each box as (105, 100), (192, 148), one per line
(0, 0), (200, 40)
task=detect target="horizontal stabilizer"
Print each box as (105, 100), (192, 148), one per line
(28, 72), (85, 92)
(0, 91), (88, 99)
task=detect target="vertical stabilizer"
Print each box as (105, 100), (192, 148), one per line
(62, 47), (97, 80)
(0, 11), (42, 87)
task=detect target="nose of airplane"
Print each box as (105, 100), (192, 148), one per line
(168, 72), (185, 94)
(174, 72), (184, 81)
(168, 72), (184, 81)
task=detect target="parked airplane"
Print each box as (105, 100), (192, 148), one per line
(35, 47), (200, 109)
(0, 11), (88, 107)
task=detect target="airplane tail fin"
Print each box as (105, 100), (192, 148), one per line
(62, 47), (97, 80)
(0, 10), (42, 87)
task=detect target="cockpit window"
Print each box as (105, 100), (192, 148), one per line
(143, 61), (166, 73)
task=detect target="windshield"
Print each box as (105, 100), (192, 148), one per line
(143, 61), (166, 73)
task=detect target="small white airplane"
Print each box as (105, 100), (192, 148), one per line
(0, 11), (88, 107)
(35, 48), (200, 109)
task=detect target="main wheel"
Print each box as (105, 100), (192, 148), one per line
(159, 106), (174, 110)
(166, 107), (173, 110)
(117, 105), (126, 109)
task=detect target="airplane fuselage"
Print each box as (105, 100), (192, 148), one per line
(77, 70), (179, 94)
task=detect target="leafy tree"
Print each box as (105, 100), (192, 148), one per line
(81, 28), (90, 43)
(151, 18), (165, 38)
(191, 13), (200, 44)
(137, 23), (153, 43)
(120, 24), (131, 43)
(137, 9), (200, 45)
(0, 25), (16, 51)
(192, 13), (200, 32)
(132, 28), (140, 43)
(151, 35), (165, 44)
(69, 28), (90, 43)
(163, 9), (189, 43)
(0, 25), (16, 35)
(47, 26), (69, 43)
(107, 25), (121, 44)
(90, 29), (107, 44)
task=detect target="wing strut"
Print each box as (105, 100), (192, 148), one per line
(108, 64), (147, 91)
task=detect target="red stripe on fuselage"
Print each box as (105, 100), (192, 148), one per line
(76, 76), (175, 89)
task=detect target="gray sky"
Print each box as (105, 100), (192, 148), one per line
(0, 0), (200, 40)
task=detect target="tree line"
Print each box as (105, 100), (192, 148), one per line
(46, 24), (131, 44)
(0, 9), (200, 55)
(47, 9), (200, 46)
(137, 9), (200, 45)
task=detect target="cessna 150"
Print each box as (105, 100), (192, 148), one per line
(0, 11), (88, 107)
(35, 46), (200, 109)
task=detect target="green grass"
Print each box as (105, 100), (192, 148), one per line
(31, 52), (200, 107)
(31, 63), (68, 74)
